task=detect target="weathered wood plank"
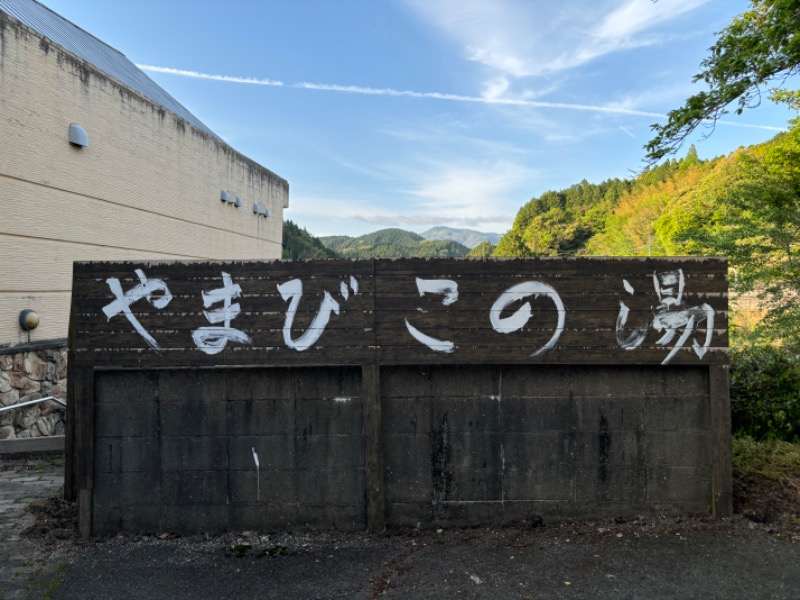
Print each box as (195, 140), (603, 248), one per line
(64, 351), (77, 503)
(376, 344), (729, 366)
(362, 364), (385, 532)
(79, 488), (92, 539)
(373, 256), (728, 276)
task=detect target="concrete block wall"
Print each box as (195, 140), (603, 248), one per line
(90, 364), (712, 534)
(382, 365), (711, 527)
(91, 368), (364, 535)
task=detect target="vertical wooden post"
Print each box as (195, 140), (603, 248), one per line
(709, 364), (732, 517)
(65, 273), (78, 503)
(79, 488), (92, 539)
(73, 367), (95, 536)
(363, 363), (385, 532)
(64, 353), (77, 503)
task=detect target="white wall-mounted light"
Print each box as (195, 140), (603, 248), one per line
(68, 123), (89, 148)
(234, 196), (242, 207)
(19, 309), (39, 331)
(221, 190), (229, 203)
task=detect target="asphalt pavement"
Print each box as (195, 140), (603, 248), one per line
(0, 454), (63, 600)
(2, 455), (799, 600)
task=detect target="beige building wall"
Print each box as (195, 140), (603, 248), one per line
(0, 13), (289, 346)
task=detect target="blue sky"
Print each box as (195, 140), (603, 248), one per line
(44, 0), (796, 238)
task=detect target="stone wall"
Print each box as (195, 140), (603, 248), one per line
(0, 344), (67, 440)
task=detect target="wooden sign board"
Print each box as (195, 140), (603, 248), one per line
(69, 257), (728, 367)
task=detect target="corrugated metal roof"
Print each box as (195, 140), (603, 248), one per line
(0, 0), (219, 138)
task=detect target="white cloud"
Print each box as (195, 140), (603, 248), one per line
(401, 0), (709, 79)
(288, 194), (512, 232)
(481, 76), (510, 100)
(287, 160), (534, 233)
(593, 0), (706, 43)
(709, 120), (784, 133)
(404, 160), (534, 213)
(605, 82), (699, 112)
(355, 212), (510, 228)
(379, 161), (535, 230)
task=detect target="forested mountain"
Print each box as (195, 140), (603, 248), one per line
(467, 241), (495, 257)
(493, 177), (633, 257)
(320, 228), (470, 258)
(493, 145), (717, 258)
(282, 220), (339, 260)
(421, 226), (501, 248)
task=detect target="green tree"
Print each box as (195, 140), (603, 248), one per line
(282, 220), (339, 260)
(707, 124), (800, 345)
(467, 241), (495, 257)
(646, 0), (800, 162)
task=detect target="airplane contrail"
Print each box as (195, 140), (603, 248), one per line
(137, 64), (786, 132)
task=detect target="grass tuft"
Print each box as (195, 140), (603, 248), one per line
(732, 436), (800, 489)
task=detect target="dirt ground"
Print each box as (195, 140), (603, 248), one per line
(733, 464), (800, 531)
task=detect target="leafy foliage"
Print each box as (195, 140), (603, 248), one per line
(497, 127), (800, 347)
(646, 0), (800, 162)
(281, 220), (339, 260)
(731, 435), (800, 528)
(731, 345), (800, 442)
(697, 126), (800, 343)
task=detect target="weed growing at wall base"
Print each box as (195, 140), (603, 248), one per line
(732, 436), (800, 528)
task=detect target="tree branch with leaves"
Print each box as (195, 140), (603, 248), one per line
(645, 0), (800, 163)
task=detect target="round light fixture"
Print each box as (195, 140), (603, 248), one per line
(19, 309), (39, 331)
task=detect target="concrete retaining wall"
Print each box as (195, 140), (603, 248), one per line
(92, 368), (364, 534)
(382, 365), (711, 527)
(90, 364), (712, 534)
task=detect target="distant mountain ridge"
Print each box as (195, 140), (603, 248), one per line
(319, 228), (471, 258)
(420, 227), (501, 248)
